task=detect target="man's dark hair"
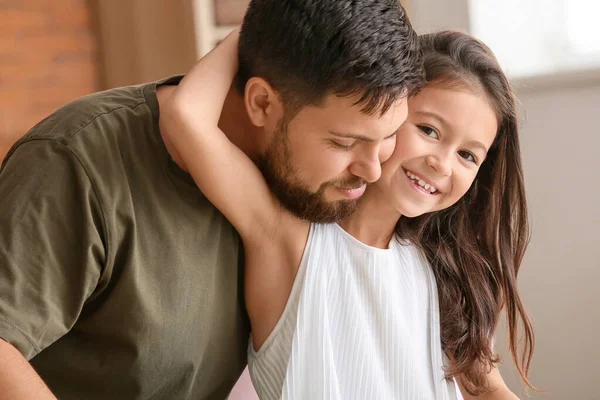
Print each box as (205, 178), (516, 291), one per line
(237, 0), (424, 116)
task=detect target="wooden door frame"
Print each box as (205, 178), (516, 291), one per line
(91, 0), (199, 89)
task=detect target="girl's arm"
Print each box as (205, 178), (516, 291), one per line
(160, 31), (285, 241)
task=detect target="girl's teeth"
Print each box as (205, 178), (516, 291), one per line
(405, 170), (438, 194)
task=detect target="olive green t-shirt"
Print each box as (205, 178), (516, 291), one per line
(0, 76), (250, 399)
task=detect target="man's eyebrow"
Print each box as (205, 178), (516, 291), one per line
(328, 129), (399, 142)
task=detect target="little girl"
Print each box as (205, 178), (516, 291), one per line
(161, 30), (534, 399)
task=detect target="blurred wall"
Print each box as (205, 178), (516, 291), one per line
(215, 0), (249, 25)
(94, 0), (197, 89)
(497, 77), (600, 399)
(0, 0), (100, 160)
(0, 0), (199, 162)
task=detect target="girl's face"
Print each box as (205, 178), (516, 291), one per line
(375, 83), (498, 217)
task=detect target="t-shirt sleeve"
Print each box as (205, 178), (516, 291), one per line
(0, 139), (105, 359)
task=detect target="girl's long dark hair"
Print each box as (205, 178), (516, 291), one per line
(396, 31), (535, 395)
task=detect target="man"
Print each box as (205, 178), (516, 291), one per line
(0, 1), (423, 398)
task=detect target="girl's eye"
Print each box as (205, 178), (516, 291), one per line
(418, 125), (438, 139)
(459, 150), (478, 164)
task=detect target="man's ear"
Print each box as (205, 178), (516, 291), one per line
(244, 77), (284, 129)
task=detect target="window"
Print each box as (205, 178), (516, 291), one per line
(469, 0), (600, 78)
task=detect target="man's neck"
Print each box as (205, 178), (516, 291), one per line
(157, 85), (259, 173)
(219, 86), (261, 160)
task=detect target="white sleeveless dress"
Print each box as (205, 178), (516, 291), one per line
(248, 223), (461, 400)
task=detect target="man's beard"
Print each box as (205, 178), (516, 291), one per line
(256, 120), (365, 223)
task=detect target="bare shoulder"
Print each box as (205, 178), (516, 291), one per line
(245, 205), (310, 263)
(456, 366), (519, 400)
(242, 206), (310, 300)
(242, 209), (310, 350)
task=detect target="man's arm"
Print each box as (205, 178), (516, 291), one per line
(0, 139), (104, 398)
(0, 339), (56, 399)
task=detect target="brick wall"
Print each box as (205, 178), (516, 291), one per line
(0, 0), (100, 160)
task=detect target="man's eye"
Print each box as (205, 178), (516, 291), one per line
(418, 125), (438, 139)
(331, 141), (355, 151)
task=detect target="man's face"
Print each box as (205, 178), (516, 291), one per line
(257, 93), (408, 223)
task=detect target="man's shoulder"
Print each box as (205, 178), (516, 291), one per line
(1, 75), (193, 205)
(16, 75), (184, 150)
(26, 83), (150, 145)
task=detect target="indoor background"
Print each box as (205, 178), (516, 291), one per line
(1, 1), (599, 399)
